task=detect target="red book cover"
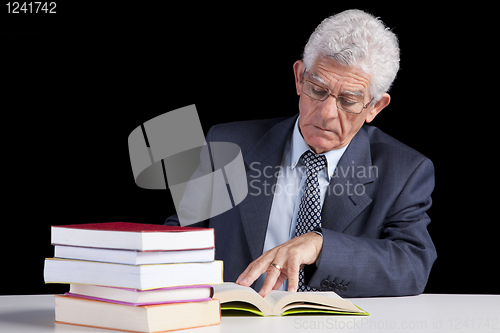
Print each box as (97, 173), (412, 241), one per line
(53, 222), (209, 233)
(51, 222), (215, 251)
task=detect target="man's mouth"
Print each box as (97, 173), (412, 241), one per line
(314, 125), (334, 133)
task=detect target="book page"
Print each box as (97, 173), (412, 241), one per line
(219, 302), (265, 316)
(213, 282), (253, 294)
(263, 291), (291, 314)
(273, 291), (361, 314)
(213, 282), (272, 316)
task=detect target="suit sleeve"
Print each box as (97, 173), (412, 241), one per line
(306, 158), (436, 297)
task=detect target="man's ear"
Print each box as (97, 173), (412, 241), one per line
(365, 93), (390, 123)
(293, 60), (305, 96)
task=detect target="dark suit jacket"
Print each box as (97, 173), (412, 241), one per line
(166, 115), (436, 297)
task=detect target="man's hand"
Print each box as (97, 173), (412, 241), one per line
(235, 232), (323, 297)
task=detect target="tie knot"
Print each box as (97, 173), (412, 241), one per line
(302, 150), (327, 174)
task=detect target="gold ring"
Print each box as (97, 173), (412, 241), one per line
(270, 263), (282, 272)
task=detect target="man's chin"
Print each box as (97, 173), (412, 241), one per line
(309, 132), (354, 152)
(302, 128), (346, 152)
(307, 140), (342, 154)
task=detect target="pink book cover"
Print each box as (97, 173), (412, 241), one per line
(64, 285), (215, 306)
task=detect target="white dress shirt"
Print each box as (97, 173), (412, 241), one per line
(254, 117), (348, 291)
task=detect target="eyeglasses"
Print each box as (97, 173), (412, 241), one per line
(301, 80), (373, 114)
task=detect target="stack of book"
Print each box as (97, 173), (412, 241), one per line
(44, 222), (223, 332)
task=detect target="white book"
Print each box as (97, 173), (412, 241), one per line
(55, 295), (221, 332)
(44, 258), (223, 290)
(67, 284), (214, 305)
(55, 245), (215, 265)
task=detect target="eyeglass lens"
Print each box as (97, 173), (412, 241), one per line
(302, 81), (365, 114)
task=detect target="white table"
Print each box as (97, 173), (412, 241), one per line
(0, 294), (498, 332)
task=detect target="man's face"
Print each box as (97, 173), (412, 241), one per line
(293, 57), (389, 153)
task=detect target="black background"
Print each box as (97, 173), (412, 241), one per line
(2, 2), (495, 296)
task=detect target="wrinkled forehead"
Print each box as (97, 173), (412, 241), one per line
(306, 57), (371, 97)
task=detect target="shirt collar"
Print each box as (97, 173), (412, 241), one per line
(290, 117), (349, 181)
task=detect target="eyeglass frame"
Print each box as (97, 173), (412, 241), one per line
(301, 79), (374, 114)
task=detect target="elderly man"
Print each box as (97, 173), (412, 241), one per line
(166, 9), (436, 297)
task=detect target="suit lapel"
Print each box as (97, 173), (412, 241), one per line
(238, 116), (297, 261)
(321, 126), (375, 233)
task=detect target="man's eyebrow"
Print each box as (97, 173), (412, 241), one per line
(309, 73), (366, 97)
(309, 73), (329, 86)
(340, 90), (365, 98)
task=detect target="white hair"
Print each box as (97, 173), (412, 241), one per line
(302, 9), (400, 102)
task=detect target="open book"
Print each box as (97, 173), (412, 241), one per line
(213, 282), (368, 316)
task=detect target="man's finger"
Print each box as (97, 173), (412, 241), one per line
(235, 264), (253, 285)
(236, 250), (276, 287)
(258, 261), (285, 297)
(272, 272), (287, 290)
(236, 262), (264, 286)
(286, 258), (301, 292)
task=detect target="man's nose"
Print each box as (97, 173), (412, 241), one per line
(318, 95), (339, 118)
